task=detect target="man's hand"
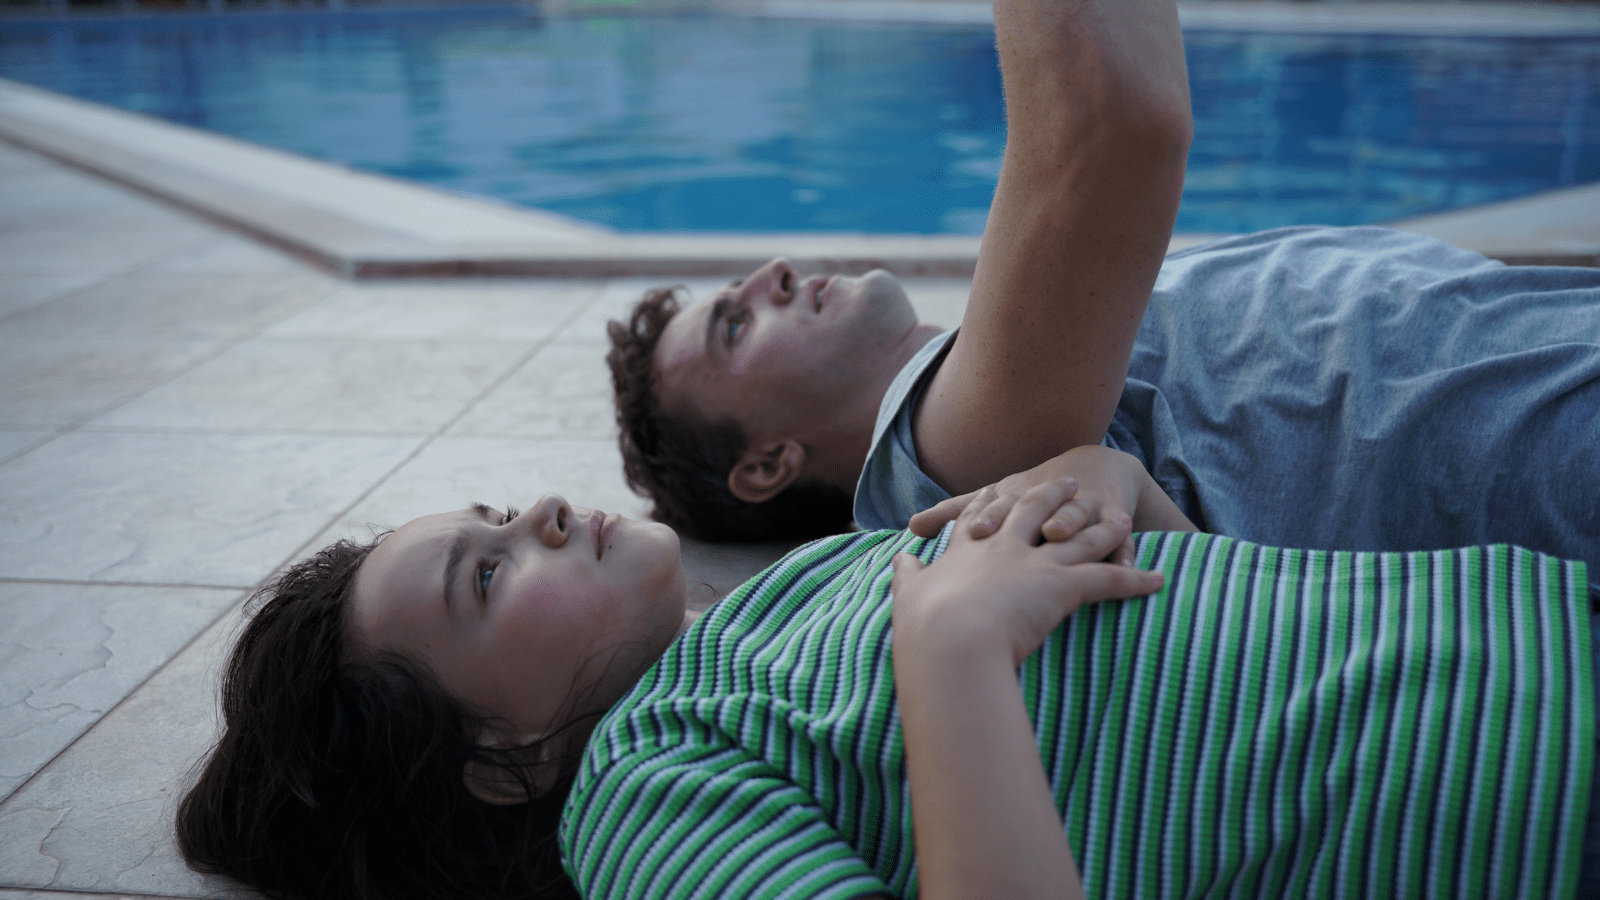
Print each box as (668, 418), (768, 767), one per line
(908, 445), (1195, 565)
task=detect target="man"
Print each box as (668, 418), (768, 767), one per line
(607, 0), (1600, 576)
(609, 0), (1190, 536)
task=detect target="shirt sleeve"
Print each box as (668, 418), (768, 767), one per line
(562, 742), (892, 900)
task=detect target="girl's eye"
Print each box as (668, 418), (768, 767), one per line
(502, 505), (521, 525)
(477, 564), (495, 600)
(726, 311), (748, 343)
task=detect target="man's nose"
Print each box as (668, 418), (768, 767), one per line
(743, 258), (796, 307)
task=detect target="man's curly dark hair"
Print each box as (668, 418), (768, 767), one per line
(606, 286), (853, 542)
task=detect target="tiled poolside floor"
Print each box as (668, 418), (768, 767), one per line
(0, 139), (980, 898)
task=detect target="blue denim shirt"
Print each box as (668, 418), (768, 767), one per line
(853, 226), (1600, 577)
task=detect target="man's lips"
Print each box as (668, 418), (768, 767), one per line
(808, 275), (835, 314)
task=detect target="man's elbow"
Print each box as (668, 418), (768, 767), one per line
(1120, 90), (1193, 175)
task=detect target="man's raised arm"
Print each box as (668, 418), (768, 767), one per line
(913, 0), (1191, 495)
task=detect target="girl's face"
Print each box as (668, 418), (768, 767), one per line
(348, 493), (687, 745)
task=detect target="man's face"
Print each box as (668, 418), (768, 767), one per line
(652, 257), (920, 443)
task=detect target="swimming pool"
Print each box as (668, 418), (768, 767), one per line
(1, 5), (1596, 234)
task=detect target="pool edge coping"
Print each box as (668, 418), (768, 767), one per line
(2, 73), (1595, 279)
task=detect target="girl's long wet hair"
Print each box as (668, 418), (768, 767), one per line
(175, 537), (582, 900)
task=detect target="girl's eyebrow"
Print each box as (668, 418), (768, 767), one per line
(443, 528), (467, 614)
(443, 504), (497, 613)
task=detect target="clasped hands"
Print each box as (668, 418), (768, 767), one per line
(891, 455), (1168, 668)
(907, 444), (1190, 565)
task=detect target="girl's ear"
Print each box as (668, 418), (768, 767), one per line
(463, 729), (559, 806)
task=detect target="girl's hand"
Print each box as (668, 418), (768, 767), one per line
(893, 476), (1164, 667)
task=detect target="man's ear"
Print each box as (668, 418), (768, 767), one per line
(728, 440), (806, 504)
(463, 729), (557, 806)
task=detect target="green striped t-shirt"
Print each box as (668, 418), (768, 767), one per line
(559, 530), (1593, 899)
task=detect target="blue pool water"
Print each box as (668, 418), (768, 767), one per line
(1, 5), (1597, 234)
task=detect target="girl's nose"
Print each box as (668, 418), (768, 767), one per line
(529, 494), (571, 548)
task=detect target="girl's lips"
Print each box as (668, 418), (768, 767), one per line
(594, 512), (618, 560)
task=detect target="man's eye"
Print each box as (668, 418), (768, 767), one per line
(477, 564), (495, 599)
(726, 311), (749, 343)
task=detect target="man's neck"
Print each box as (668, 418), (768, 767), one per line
(810, 321), (947, 496)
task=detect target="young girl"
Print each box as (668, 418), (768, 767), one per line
(176, 449), (1594, 899)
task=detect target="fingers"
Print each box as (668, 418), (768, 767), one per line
(996, 477), (1081, 543)
(1040, 501), (1091, 542)
(961, 484), (1035, 539)
(891, 551), (926, 582)
(1041, 512), (1136, 566)
(909, 492), (977, 538)
(1064, 561), (1166, 608)
(1115, 534), (1136, 567)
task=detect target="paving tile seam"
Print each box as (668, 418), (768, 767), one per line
(0, 577), (253, 592)
(0, 434), (64, 467)
(2, 276), (368, 439)
(0, 883), (212, 900)
(245, 293), (609, 599)
(0, 883), (212, 890)
(47, 426), (456, 437)
(243, 334), (563, 343)
(0, 591), (255, 834)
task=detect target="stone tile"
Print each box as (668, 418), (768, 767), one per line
(0, 338), (221, 427)
(93, 339), (528, 434)
(0, 219), (211, 279)
(0, 271), (339, 341)
(0, 604), (246, 898)
(0, 883), (187, 890)
(901, 277), (971, 330)
(0, 143), (55, 178)
(0, 168), (153, 233)
(144, 233), (311, 275)
(263, 279), (603, 342)
(0, 430), (419, 585)
(555, 277), (728, 345)
(0, 274), (101, 321)
(0, 582), (241, 804)
(314, 436), (645, 547)
(449, 343), (614, 440)
(0, 430), (55, 463)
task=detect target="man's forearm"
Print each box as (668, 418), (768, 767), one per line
(914, 0), (1193, 495)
